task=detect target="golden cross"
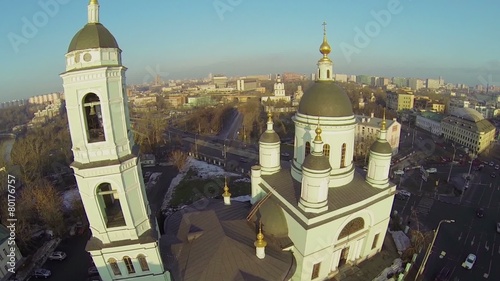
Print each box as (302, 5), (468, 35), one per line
(322, 21), (327, 34)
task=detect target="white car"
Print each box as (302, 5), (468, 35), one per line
(462, 253), (476, 269)
(395, 190), (411, 200)
(394, 170), (405, 175)
(48, 251), (67, 261)
(426, 168), (437, 174)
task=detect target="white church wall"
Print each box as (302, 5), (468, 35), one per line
(92, 243), (168, 281)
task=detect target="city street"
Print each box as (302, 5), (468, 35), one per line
(391, 123), (500, 280)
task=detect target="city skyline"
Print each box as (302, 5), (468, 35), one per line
(2, 0), (500, 102)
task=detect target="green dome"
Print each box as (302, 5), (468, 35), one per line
(68, 23), (119, 52)
(259, 131), (280, 143)
(370, 140), (392, 154)
(250, 199), (288, 238)
(298, 81), (353, 117)
(302, 154), (331, 171)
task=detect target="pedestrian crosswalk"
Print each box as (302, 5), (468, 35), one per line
(415, 197), (434, 216)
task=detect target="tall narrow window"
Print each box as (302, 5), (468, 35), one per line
(98, 183), (126, 227)
(109, 258), (121, 276)
(372, 233), (380, 249)
(323, 144), (330, 157)
(340, 143), (347, 168)
(137, 254), (150, 271)
(327, 69), (330, 79)
(83, 93), (105, 143)
(311, 262), (321, 279)
(305, 142), (311, 157)
(123, 256), (135, 274)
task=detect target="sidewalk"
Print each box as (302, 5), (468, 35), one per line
(330, 234), (400, 281)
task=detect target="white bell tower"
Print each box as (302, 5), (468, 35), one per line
(61, 1), (170, 280)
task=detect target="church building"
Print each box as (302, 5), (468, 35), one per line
(62, 2), (395, 281)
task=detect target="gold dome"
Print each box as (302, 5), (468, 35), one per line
(90, 0), (98, 4)
(319, 39), (331, 56)
(319, 21), (331, 56)
(314, 125), (322, 142)
(254, 224), (267, 248)
(381, 108), (387, 131)
(223, 177), (231, 197)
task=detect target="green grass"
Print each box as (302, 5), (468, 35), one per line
(169, 176), (251, 207)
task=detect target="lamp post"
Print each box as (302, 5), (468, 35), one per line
(467, 153), (476, 177)
(415, 219), (455, 281)
(447, 143), (456, 182)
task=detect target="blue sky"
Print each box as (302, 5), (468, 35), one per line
(1, 0), (500, 102)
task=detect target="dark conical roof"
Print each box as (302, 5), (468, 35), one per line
(68, 23), (119, 52)
(298, 81), (353, 117)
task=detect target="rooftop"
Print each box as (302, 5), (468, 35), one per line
(451, 107), (485, 122)
(261, 167), (393, 227)
(160, 199), (296, 281)
(355, 115), (397, 128)
(418, 111), (445, 122)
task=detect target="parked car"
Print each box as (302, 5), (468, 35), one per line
(462, 253), (476, 269)
(426, 168), (437, 174)
(48, 251), (67, 261)
(395, 190), (411, 200)
(497, 222), (500, 234)
(435, 267), (451, 281)
(476, 208), (484, 218)
(489, 161), (494, 166)
(491, 173), (497, 178)
(33, 269), (51, 278)
(394, 169), (405, 176)
(495, 165), (499, 170)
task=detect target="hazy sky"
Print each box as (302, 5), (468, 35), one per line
(1, 0), (500, 102)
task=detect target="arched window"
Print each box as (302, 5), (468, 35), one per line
(323, 144), (330, 157)
(338, 217), (365, 239)
(98, 183), (126, 228)
(109, 258), (121, 276)
(83, 93), (105, 143)
(327, 69), (331, 79)
(123, 256), (135, 274)
(318, 70), (321, 79)
(305, 142), (311, 157)
(340, 143), (347, 168)
(137, 255), (149, 272)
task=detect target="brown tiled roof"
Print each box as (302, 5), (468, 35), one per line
(160, 199), (296, 281)
(261, 168), (393, 227)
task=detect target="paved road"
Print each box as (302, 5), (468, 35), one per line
(39, 232), (92, 281)
(390, 123), (500, 280)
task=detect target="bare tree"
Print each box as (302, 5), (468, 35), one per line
(30, 179), (65, 237)
(133, 111), (168, 154)
(170, 150), (188, 171)
(11, 134), (50, 183)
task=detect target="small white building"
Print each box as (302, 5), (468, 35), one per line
(355, 113), (401, 156)
(415, 111), (444, 136)
(261, 74), (291, 105)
